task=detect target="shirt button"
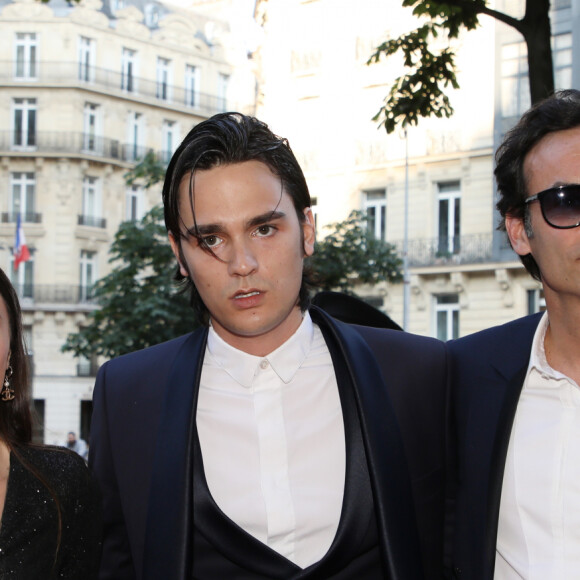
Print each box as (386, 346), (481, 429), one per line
(260, 359), (269, 370)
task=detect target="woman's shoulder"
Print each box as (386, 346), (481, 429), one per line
(14, 445), (94, 493)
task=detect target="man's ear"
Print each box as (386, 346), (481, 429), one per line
(168, 233), (189, 278)
(505, 214), (533, 257)
(302, 208), (316, 257)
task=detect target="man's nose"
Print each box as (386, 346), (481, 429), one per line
(227, 239), (258, 276)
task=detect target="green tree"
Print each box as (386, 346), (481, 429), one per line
(62, 205), (196, 359)
(309, 210), (403, 293)
(368, 0), (553, 134)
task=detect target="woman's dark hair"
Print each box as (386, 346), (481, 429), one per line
(0, 267), (32, 445)
(163, 112), (312, 325)
(495, 89), (580, 280)
(0, 267), (63, 568)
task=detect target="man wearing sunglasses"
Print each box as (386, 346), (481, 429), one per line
(446, 88), (580, 580)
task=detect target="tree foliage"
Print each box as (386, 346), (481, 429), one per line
(62, 206), (196, 360)
(368, 0), (554, 133)
(309, 210), (403, 293)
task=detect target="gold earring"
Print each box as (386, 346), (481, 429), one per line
(1, 366), (15, 402)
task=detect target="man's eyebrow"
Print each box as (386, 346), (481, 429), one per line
(247, 210), (286, 228)
(186, 223), (225, 237)
(185, 210), (287, 237)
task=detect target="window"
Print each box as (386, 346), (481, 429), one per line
(127, 112), (144, 161)
(78, 36), (95, 83)
(13, 98), (36, 148)
(217, 73), (229, 112)
(83, 103), (101, 153)
(15, 33), (37, 80)
(185, 65), (200, 107)
(11, 172), (35, 222)
(121, 48), (137, 93)
(435, 294), (459, 341)
(162, 120), (176, 163)
(156, 57), (172, 101)
(527, 288), (546, 315)
(80, 177), (103, 227)
(126, 185), (145, 221)
(364, 189), (386, 241)
(79, 250), (97, 302)
(437, 182), (460, 255)
(10, 253), (34, 299)
(310, 196), (319, 235)
(553, 33), (572, 90)
(501, 42), (530, 118)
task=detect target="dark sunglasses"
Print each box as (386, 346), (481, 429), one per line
(524, 184), (580, 229)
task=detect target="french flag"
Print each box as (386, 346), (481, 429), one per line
(13, 214), (30, 271)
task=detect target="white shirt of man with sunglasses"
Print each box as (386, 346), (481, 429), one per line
(446, 90), (580, 580)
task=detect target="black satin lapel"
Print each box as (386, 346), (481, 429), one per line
(311, 307), (423, 580)
(142, 329), (208, 580)
(193, 429), (300, 579)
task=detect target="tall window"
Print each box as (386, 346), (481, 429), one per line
(527, 288), (546, 315)
(79, 250), (97, 302)
(364, 189), (386, 241)
(310, 196), (319, 235)
(11, 172), (35, 222)
(126, 185), (145, 221)
(553, 33), (572, 90)
(83, 103), (101, 153)
(127, 112), (144, 161)
(81, 177), (102, 227)
(162, 120), (176, 163)
(156, 57), (171, 101)
(185, 65), (200, 107)
(15, 33), (37, 80)
(78, 36), (95, 83)
(501, 42), (530, 118)
(121, 48), (137, 93)
(13, 98), (36, 148)
(10, 254), (34, 300)
(438, 182), (461, 255)
(435, 294), (459, 341)
(217, 73), (229, 112)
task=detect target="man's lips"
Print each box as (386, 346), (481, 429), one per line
(232, 289), (262, 300)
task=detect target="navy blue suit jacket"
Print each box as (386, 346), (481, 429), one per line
(446, 313), (543, 580)
(90, 306), (448, 580)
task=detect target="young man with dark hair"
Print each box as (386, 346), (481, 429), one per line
(447, 90), (580, 579)
(90, 113), (447, 580)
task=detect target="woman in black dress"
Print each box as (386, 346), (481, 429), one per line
(0, 267), (102, 578)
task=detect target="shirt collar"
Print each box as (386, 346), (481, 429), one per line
(206, 312), (315, 388)
(527, 310), (571, 384)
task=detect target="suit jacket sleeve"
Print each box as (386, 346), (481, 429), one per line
(90, 362), (136, 580)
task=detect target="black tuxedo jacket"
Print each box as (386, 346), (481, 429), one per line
(90, 307), (447, 580)
(446, 313), (543, 580)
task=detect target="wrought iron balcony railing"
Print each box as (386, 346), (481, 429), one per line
(1, 211), (42, 224)
(393, 234), (494, 267)
(0, 60), (231, 116)
(78, 215), (107, 229)
(0, 130), (156, 163)
(14, 284), (97, 305)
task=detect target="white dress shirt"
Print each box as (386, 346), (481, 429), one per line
(495, 312), (580, 579)
(196, 312), (346, 569)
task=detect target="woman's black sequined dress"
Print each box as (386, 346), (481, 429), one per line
(0, 446), (102, 579)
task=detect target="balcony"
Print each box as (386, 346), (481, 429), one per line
(1, 211), (42, 224)
(0, 130), (162, 165)
(0, 61), (233, 116)
(78, 215), (107, 229)
(14, 284), (97, 305)
(393, 234), (494, 268)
